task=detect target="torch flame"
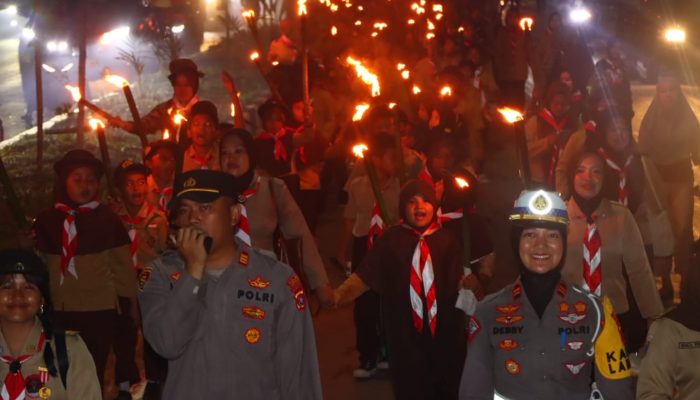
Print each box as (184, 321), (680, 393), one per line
(104, 74), (129, 88)
(412, 85), (421, 95)
(455, 176), (470, 189)
(401, 70), (410, 80)
(162, 129), (170, 140)
(408, 19), (415, 25)
(388, 102), (397, 109)
(373, 22), (388, 30)
(440, 85), (453, 97)
(230, 103), (236, 118)
(249, 51), (260, 61)
(242, 9), (255, 19)
(432, 4), (443, 12)
(331, 25), (338, 35)
(352, 144), (368, 159)
(88, 118), (105, 130)
(397, 63), (406, 71)
(346, 56), (381, 97)
(173, 111), (187, 125)
(352, 103), (370, 122)
(519, 17), (534, 31)
(297, 0), (307, 16)
(427, 19), (435, 30)
(426, 32), (435, 40)
(497, 107), (524, 123)
(65, 84), (82, 102)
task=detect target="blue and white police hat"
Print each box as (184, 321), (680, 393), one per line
(509, 189), (569, 226)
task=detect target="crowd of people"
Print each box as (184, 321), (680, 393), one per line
(1, 0), (699, 399)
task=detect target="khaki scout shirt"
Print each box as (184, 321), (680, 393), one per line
(116, 203), (168, 269)
(243, 175), (329, 290)
(459, 280), (634, 400)
(563, 199), (663, 318)
(139, 244), (323, 400)
(344, 175), (401, 237)
(181, 144), (220, 173)
(0, 319), (101, 400)
(146, 175), (173, 213)
(637, 318), (700, 400)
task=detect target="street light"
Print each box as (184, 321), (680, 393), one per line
(569, 6), (592, 24)
(664, 27), (686, 44)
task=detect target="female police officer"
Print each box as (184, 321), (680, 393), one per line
(459, 190), (634, 400)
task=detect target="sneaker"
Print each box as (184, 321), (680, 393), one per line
(352, 362), (377, 379)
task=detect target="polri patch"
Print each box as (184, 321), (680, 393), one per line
(242, 306), (266, 320)
(504, 359), (521, 376)
(498, 339), (518, 351)
(249, 275), (271, 289)
(245, 327), (261, 344)
(467, 317), (481, 343)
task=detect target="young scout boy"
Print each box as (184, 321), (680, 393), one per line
(138, 170), (322, 400)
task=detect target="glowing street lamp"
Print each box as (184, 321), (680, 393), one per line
(569, 7), (592, 24)
(664, 27), (686, 44)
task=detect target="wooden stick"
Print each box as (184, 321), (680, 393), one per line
(122, 85), (148, 150)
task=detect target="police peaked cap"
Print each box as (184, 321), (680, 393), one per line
(171, 170), (246, 207)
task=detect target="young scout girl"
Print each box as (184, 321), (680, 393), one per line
(334, 179), (466, 400)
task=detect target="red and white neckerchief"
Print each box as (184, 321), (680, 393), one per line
(406, 221), (441, 337)
(152, 185), (173, 212)
(0, 332), (46, 400)
(120, 204), (153, 269)
(582, 219), (602, 296)
(258, 129), (289, 161)
(367, 203), (384, 249)
(540, 108), (569, 185)
(598, 148), (633, 206)
(437, 208), (463, 225)
(54, 201), (100, 284)
(235, 176), (261, 247)
(189, 150), (213, 170)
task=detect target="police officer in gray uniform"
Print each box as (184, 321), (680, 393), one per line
(139, 170), (322, 400)
(459, 190), (634, 400)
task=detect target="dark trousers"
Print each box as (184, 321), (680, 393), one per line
(618, 262), (648, 353)
(54, 309), (118, 388)
(352, 235), (382, 365)
(144, 341), (168, 383)
(114, 297), (140, 384)
(497, 80), (526, 110)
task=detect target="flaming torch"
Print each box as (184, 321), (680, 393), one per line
(298, 0), (311, 123)
(519, 17), (534, 32)
(452, 174), (473, 271)
(346, 56), (381, 97)
(105, 74), (147, 149)
(89, 118), (116, 197)
(497, 107), (531, 186)
(439, 85), (453, 98)
(65, 85), (116, 122)
(242, 9), (263, 55)
(170, 109), (187, 144)
(352, 144), (391, 224)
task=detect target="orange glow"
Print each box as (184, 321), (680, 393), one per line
(242, 9), (255, 19)
(427, 19), (435, 30)
(440, 85), (453, 97)
(162, 129), (170, 140)
(104, 74), (129, 88)
(346, 56), (381, 97)
(373, 22), (388, 30)
(352, 103), (371, 122)
(249, 51), (260, 61)
(432, 4), (443, 12)
(408, 19), (415, 25)
(388, 102), (397, 109)
(88, 118), (105, 131)
(331, 26), (338, 35)
(497, 107), (525, 123)
(455, 176), (470, 189)
(354, 20), (362, 26)
(397, 63), (406, 71)
(64, 84), (82, 102)
(401, 70), (410, 80)
(297, 0), (307, 16)
(426, 32), (435, 40)
(173, 111), (187, 125)
(230, 103), (236, 117)
(371, 31), (378, 38)
(352, 144), (368, 159)
(519, 17), (534, 31)
(412, 85), (421, 94)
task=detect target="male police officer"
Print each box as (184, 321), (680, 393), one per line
(138, 170), (322, 399)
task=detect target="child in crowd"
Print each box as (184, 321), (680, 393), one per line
(338, 132), (402, 378)
(335, 179), (466, 399)
(182, 101), (220, 172)
(144, 140), (178, 212)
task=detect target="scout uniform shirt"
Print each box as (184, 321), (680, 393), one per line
(459, 280), (634, 400)
(181, 144), (220, 173)
(116, 202), (168, 269)
(138, 243), (323, 400)
(146, 175), (173, 213)
(0, 319), (101, 400)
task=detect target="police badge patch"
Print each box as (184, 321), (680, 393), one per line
(504, 359), (521, 376)
(287, 274), (306, 312)
(564, 361), (587, 375)
(245, 328), (261, 344)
